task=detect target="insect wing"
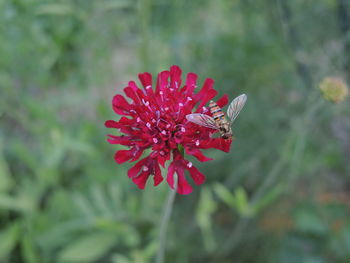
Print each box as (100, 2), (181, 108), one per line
(186, 114), (218, 129)
(227, 94), (247, 123)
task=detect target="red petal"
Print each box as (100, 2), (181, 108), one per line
(124, 86), (140, 104)
(132, 171), (150, 189)
(197, 89), (218, 109)
(172, 149), (183, 161)
(153, 163), (163, 186)
(187, 165), (205, 185)
(128, 158), (148, 178)
(107, 135), (132, 146)
(105, 117), (134, 129)
(114, 150), (133, 164)
(170, 65), (182, 90)
(118, 116), (135, 125)
(128, 81), (139, 90)
(185, 148), (213, 162)
(156, 71), (170, 94)
(112, 95), (132, 115)
(201, 138), (232, 153)
(216, 94), (229, 108)
(138, 72), (153, 87)
(167, 154), (194, 195)
(105, 120), (121, 128)
(167, 162), (176, 189)
(130, 148), (144, 162)
(185, 72), (198, 95)
(200, 78), (214, 93)
(177, 173), (193, 195)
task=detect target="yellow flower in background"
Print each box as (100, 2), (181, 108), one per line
(318, 77), (349, 103)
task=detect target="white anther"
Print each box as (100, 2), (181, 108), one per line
(160, 151), (165, 155)
(195, 140), (200, 146)
(165, 107), (169, 111)
(153, 138), (158, 143)
(160, 91), (164, 95)
(142, 99), (149, 106)
(181, 127), (186, 132)
(145, 85), (152, 89)
(187, 97), (193, 101)
(166, 124), (171, 129)
(179, 103), (184, 107)
(143, 166), (149, 172)
(152, 119), (156, 123)
(161, 130), (167, 135)
(146, 122), (151, 128)
(187, 162), (193, 168)
(136, 117), (141, 122)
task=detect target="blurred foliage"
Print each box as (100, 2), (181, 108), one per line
(1, 0), (350, 262)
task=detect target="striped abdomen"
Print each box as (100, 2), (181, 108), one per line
(209, 101), (225, 121)
(209, 100), (232, 139)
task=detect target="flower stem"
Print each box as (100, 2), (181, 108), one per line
(156, 174), (178, 263)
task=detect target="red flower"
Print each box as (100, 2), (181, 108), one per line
(105, 65), (232, 194)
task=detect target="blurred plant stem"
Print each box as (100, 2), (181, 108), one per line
(336, 0), (350, 81)
(277, 0), (313, 90)
(285, 95), (325, 184)
(155, 174), (178, 263)
(138, 0), (151, 70)
(217, 92), (324, 258)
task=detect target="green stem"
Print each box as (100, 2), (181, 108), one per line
(155, 174), (178, 263)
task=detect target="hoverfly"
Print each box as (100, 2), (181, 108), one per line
(186, 94), (247, 140)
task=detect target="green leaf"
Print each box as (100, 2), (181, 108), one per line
(197, 187), (217, 229)
(0, 222), (20, 260)
(233, 187), (254, 218)
(141, 241), (158, 261)
(213, 184), (253, 217)
(90, 185), (114, 218)
(213, 183), (235, 207)
(112, 254), (130, 263)
(0, 140), (13, 192)
(196, 187), (217, 251)
(73, 193), (96, 219)
(252, 185), (282, 213)
(58, 232), (117, 263)
(21, 235), (39, 263)
(35, 4), (74, 16)
(233, 187), (248, 212)
(0, 194), (35, 213)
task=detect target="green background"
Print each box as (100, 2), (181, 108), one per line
(1, 0), (350, 262)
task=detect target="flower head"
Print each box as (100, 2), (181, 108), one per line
(318, 77), (349, 103)
(105, 65), (232, 194)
